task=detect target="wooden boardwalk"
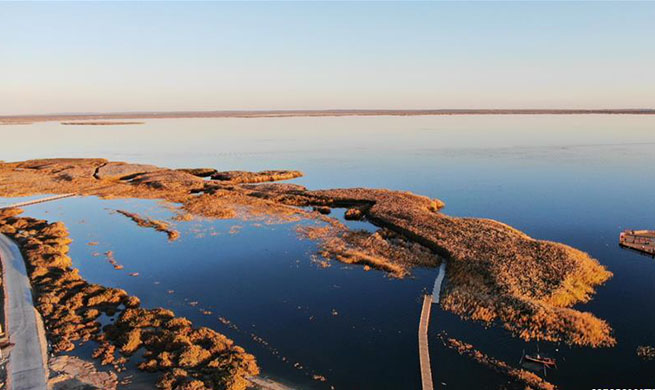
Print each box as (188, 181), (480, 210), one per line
(619, 230), (655, 256)
(418, 262), (446, 390)
(418, 294), (434, 390)
(0, 193), (76, 209)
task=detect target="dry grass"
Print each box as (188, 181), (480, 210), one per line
(0, 159), (306, 223)
(297, 225), (441, 278)
(252, 186), (615, 347)
(637, 345), (655, 360)
(0, 158), (616, 347)
(115, 210), (179, 241)
(439, 335), (556, 390)
(0, 211), (258, 390)
(211, 170), (302, 184)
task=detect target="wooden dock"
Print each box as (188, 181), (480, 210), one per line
(0, 193), (76, 210)
(619, 230), (655, 256)
(418, 294), (434, 390)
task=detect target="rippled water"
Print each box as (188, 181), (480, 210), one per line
(2, 115), (655, 389)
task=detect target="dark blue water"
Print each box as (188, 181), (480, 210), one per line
(2, 115), (654, 389)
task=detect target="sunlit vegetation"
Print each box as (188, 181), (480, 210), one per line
(439, 334), (555, 390)
(297, 225), (441, 278)
(0, 159), (616, 347)
(210, 170), (302, 184)
(254, 186), (616, 347)
(637, 345), (655, 360)
(0, 209), (258, 390)
(115, 209), (179, 241)
(441, 242), (615, 347)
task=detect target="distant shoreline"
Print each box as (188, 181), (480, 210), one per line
(60, 121), (144, 126)
(1, 108), (654, 124)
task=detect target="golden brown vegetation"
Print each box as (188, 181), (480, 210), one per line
(49, 355), (118, 390)
(211, 170), (302, 184)
(439, 335), (556, 390)
(94, 161), (163, 180)
(0, 159), (305, 223)
(344, 207), (364, 220)
(115, 210), (179, 241)
(297, 225), (440, 278)
(0, 210), (258, 390)
(0, 158), (615, 347)
(636, 345), (655, 360)
(176, 168), (217, 178)
(250, 186), (615, 347)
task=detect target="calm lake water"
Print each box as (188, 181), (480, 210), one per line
(2, 115), (655, 389)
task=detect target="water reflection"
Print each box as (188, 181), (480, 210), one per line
(1, 114), (654, 388)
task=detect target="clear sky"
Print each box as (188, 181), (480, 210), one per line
(1, 1), (654, 115)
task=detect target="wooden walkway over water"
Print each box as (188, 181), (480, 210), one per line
(418, 262), (446, 390)
(0, 193), (76, 209)
(620, 230), (655, 256)
(418, 294), (434, 390)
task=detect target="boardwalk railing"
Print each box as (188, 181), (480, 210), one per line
(0, 193), (76, 209)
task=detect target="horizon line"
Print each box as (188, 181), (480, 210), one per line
(2, 108), (655, 123)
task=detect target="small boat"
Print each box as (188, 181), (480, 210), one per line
(520, 349), (557, 376)
(619, 230), (655, 256)
(523, 353), (557, 368)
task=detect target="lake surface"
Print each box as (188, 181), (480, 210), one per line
(2, 115), (655, 389)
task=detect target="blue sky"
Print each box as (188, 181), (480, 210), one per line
(1, 2), (654, 114)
